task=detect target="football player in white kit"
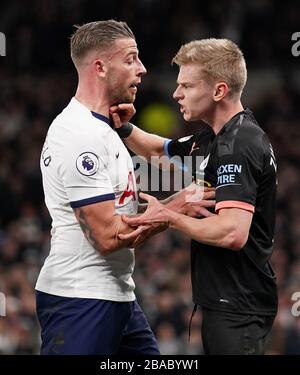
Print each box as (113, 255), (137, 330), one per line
(35, 20), (160, 355)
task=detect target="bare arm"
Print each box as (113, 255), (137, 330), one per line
(110, 104), (168, 160)
(167, 207), (253, 250)
(121, 193), (253, 251)
(138, 184), (215, 216)
(73, 199), (139, 257)
(124, 125), (167, 160)
(161, 185), (215, 218)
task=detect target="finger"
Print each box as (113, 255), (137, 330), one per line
(118, 232), (137, 240)
(202, 190), (216, 199)
(109, 105), (119, 113)
(195, 199), (216, 208)
(119, 225), (149, 241)
(117, 103), (136, 114)
(118, 227), (141, 240)
(139, 192), (155, 202)
(121, 214), (143, 226)
(111, 113), (122, 128)
(197, 207), (215, 218)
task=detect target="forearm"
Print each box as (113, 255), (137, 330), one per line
(165, 209), (242, 250)
(105, 214), (139, 254)
(123, 125), (167, 160)
(74, 206), (138, 256)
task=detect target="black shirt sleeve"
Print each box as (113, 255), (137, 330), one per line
(214, 133), (264, 213)
(164, 134), (195, 159)
(165, 126), (213, 158)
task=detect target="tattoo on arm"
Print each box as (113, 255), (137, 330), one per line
(74, 208), (100, 252)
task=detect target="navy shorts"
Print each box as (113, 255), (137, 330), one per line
(36, 290), (160, 355)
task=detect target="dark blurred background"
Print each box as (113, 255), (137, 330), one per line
(0, 0), (300, 354)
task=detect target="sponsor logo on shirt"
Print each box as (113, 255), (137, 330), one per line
(76, 152), (99, 176)
(216, 163), (242, 187)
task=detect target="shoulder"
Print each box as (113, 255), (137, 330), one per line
(219, 110), (267, 156)
(48, 110), (111, 153)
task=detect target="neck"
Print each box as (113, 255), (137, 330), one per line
(74, 76), (110, 117)
(206, 100), (244, 135)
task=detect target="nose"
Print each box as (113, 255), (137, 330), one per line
(137, 58), (147, 76)
(173, 86), (182, 100)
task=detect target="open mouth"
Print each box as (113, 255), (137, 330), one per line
(129, 84), (138, 94)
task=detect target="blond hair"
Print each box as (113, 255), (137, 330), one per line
(70, 20), (135, 65)
(173, 38), (247, 97)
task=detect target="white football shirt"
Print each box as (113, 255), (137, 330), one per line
(35, 97), (138, 301)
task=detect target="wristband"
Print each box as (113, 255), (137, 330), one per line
(115, 122), (134, 138)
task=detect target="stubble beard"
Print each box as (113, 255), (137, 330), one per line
(109, 88), (135, 105)
(107, 72), (136, 105)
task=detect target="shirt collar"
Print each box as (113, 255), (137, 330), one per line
(91, 111), (112, 127)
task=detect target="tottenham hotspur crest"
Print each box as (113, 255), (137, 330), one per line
(76, 152), (99, 176)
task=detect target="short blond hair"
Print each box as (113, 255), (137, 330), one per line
(173, 38), (247, 96)
(70, 20), (135, 65)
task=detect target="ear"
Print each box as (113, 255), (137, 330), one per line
(93, 59), (107, 78)
(213, 82), (229, 102)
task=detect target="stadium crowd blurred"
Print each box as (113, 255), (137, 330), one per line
(0, 0), (299, 354)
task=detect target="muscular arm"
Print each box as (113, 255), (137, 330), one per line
(110, 104), (167, 160)
(122, 194), (252, 251)
(122, 125), (167, 160)
(167, 207), (253, 250)
(138, 185), (215, 216)
(73, 199), (138, 257)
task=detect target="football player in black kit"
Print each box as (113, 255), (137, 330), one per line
(111, 38), (278, 355)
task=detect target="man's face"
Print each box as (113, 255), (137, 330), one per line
(173, 63), (215, 122)
(105, 38), (146, 104)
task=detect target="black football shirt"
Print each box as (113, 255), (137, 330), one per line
(165, 109), (278, 315)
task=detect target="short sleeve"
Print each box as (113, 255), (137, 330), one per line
(215, 141), (263, 214)
(164, 135), (195, 159)
(164, 127), (213, 174)
(60, 135), (115, 208)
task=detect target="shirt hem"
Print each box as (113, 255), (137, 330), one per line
(194, 300), (277, 316)
(35, 287), (135, 302)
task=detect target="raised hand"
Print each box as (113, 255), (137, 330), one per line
(110, 103), (136, 128)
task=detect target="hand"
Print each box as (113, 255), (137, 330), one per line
(184, 184), (215, 217)
(110, 103), (136, 128)
(118, 222), (167, 246)
(120, 192), (169, 230)
(165, 183), (216, 218)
